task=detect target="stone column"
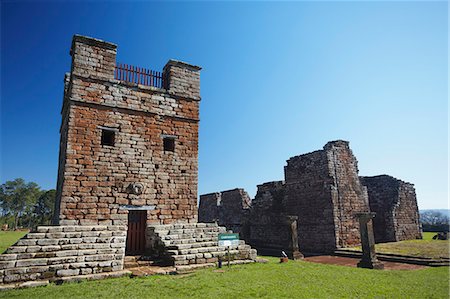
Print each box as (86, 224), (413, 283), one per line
(286, 216), (304, 260)
(356, 212), (384, 269)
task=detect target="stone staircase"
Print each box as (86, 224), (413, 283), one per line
(0, 225), (126, 285)
(146, 223), (257, 271)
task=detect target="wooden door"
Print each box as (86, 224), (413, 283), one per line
(126, 210), (147, 255)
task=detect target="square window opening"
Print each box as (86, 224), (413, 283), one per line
(163, 137), (175, 152)
(101, 129), (115, 146)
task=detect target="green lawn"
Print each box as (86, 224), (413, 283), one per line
(0, 257), (448, 299)
(0, 230), (28, 253)
(349, 232), (449, 259)
(1, 231), (449, 298)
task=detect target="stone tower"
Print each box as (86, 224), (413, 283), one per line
(0, 36), (256, 285)
(53, 35), (201, 226)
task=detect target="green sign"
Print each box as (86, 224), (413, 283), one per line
(218, 233), (239, 247)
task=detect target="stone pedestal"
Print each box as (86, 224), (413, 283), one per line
(286, 216), (304, 260)
(356, 212), (384, 269)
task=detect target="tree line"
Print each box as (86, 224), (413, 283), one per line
(420, 210), (449, 232)
(0, 178), (55, 230)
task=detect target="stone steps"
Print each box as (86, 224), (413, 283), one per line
(0, 225), (126, 284)
(147, 223), (257, 267)
(0, 269), (132, 291)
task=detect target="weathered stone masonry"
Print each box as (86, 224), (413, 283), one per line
(1, 35), (256, 286)
(0, 226), (126, 284)
(284, 140), (369, 253)
(54, 35), (201, 226)
(199, 189), (251, 234)
(200, 140), (422, 255)
(360, 175), (422, 243)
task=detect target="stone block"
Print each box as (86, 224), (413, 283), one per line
(7, 246), (26, 254)
(55, 250), (79, 257)
(82, 231), (101, 237)
(41, 245), (61, 252)
(61, 244), (79, 250)
(3, 274), (21, 283)
(19, 280), (50, 288)
(81, 268), (93, 275)
(16, 258), (48, 267)
(83, 237), (98, 243)
(0, 261), (16, 270)
(36, 227), (49, 233)
(46, 226), (64, 233)
(28, 265), (50, 274)
(98, 261), (112, 267)
(62, 226), (76, 232)
(66, 232), (82, 238)
(26, 246), (42, 253)
(16, 239), (37, 246)
(46, 233), (65, 239)
(37, 239), (59, 246)
(17, 253), (36, 259)
(57, 269), (80, 277)
(0, 254), (17, 261)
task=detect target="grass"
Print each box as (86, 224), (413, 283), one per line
(349, 232), (449, 259)
(0, 231), (448, 298)
(0, 257), (448, 299)
(0, 230), (28, 253)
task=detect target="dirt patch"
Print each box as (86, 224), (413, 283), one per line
(304, 255), (426, 270)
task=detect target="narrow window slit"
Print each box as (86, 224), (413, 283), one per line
(101, 129), (115, 146)
(163, 137), (175, 152)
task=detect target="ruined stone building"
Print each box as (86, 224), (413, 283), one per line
(198, 189), (251, 234)
(360, 175), (421, 243)
(0, 35), (255, 286)
(199, 140), (422, 255)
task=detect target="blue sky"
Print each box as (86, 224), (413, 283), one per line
(1, 1), (447, 209)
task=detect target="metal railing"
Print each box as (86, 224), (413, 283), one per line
(114, 63), (163, 88)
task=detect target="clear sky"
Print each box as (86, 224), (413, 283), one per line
(1, 1), (448, 209)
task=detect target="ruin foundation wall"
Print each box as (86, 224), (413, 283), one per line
(199, 189), (251, 234)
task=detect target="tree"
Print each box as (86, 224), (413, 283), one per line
(420, 211), (449, 225)
(0, 178), (41, 229)
(34, 189), (56, 225)
(420, 210), (450, 232)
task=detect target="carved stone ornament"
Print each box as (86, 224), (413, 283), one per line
(127, 182), (144, 195)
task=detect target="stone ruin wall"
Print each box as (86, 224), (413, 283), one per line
(284, 140), (369, 253)
(54, 35), (201, 226)
(245, 182), (298, 256)
(324, 141), (370, 248)
(199, 140), (423, 255)
(360, 175), (422, 242)
(283, 149), (338, 253)
(198, 189), (251, 234)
